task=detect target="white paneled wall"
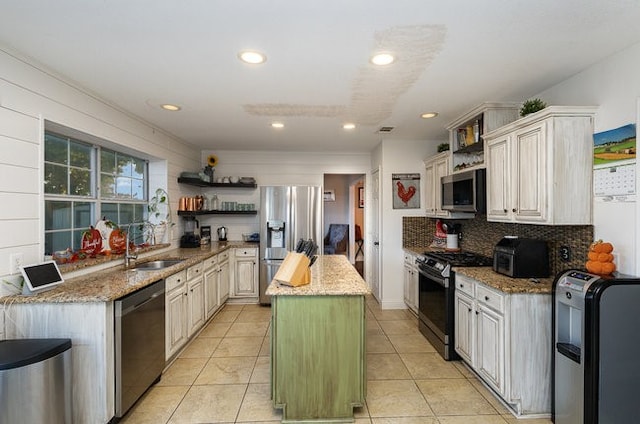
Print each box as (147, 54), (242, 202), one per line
(0, 45), (201, 282)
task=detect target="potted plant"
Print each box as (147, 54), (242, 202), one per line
(520, 98), (547, 117)
(146, 188), (174, 244)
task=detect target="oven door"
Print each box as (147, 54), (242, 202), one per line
(417, 266), (457, 360)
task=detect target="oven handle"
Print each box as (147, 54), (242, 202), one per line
(417, 267), (447, 287)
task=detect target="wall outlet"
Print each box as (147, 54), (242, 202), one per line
(559, 246), (571, 262)
(10, 253), (24, 274)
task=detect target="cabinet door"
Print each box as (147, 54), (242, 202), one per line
(486, 135), (511, 221)
(476, 305), (505, 394)
(166, 285), (188, 360)
(204, 267), (219, 320)
(434, 157), (450, 217)
(218, 260), (230, 304)
(233, 256), (258, 297)
(455, 291), (474, 364)
(403, 262), (415, 311)
(424, 162), (436, 216)
(187, 276), (205, 337)
(513, 122), (546, 222)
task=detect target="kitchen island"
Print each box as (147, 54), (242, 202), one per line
(266, 255), (370, 423)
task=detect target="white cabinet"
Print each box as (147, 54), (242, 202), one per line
(166, 270), (188, 360)
(402, 251), (418, 313)
(453, 273), (551, 416)
(231, 247), (258, 298)
(186, 262), (205, 337)
(484, 106), (596, 225)
(218, 250), (230, 304)
(203, 255), (220, 320)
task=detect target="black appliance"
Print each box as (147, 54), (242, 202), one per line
(180, 216), (200, 248)
(415, 250), (492, 360)
(441, 168), (486, 213)
(552, 270), (640, 423)
(493, 237), (549, 278)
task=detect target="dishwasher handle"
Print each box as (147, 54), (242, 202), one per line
(116, 280), (165, 317)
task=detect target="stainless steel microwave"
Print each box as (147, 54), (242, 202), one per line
(441, 168), (486, 213)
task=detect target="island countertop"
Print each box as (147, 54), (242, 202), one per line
(1, 241), (257, 304)
(266, 255), (370, 296)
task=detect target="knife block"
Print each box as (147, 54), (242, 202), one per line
(273, 252), (311, 287)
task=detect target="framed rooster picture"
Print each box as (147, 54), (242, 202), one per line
(392, 173), (420, 209)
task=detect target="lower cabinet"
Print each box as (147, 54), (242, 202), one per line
(186, 262), (205, 337)
(232, 247), (258, 298)
(453, 273), (551, 417)
(218, 251), (230, 304)
(166, 270), (188, 360)
(403, 251), (418, 313)
(203, 255), (220, 320)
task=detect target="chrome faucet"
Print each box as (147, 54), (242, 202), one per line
(125, 228), (139, 268)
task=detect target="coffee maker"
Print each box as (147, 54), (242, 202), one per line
(180, 217), (201, 248)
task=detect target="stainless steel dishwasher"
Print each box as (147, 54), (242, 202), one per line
(114, 279), (165, 419)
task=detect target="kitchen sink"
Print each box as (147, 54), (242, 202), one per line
(129, 259), (184, 271)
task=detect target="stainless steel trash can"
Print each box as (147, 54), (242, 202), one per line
(0, 339), (72, 424)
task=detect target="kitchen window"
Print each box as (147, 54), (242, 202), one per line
(44, 131), (148, 255)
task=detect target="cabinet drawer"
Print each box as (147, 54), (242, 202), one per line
(235, 247), (257, 257)
(218, 250), (230, 262)
(455, 274), (475, 297)
(404, 252), (415, 264)
(203, 255), (218, 270)
(187, 262), (203, 280)
(476, 284), (505, 313)
(166, 270), (187, 291)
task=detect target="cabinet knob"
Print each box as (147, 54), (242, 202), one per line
(475, 311), (479, 315)
(512, 208), (517, 212)
(468, 307), (472, 312)
(485, 296), (490, 301)
(459, 283), (464, 288)
(503, 209), (507, 213)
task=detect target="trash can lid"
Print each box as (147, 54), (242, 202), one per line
(0, 339), (72, 370)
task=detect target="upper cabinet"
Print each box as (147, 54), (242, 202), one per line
(446, 103), (519, 173)
(484, 106), (597, 225)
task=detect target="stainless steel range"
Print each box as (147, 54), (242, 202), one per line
(416, 250), (492, 360)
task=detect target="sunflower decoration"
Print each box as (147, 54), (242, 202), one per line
(207, 154), (219, 167)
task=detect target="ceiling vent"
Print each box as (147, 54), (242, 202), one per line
(377, 126), (395, 133)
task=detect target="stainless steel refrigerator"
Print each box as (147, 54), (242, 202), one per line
(259, 185), (322, 304)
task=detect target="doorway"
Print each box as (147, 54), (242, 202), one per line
(323, 174), (366, 277)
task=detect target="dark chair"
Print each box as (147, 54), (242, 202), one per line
(323, 224), (349, 255)
(355, 224), (364, 258)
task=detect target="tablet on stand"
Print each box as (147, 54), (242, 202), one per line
(19, 261), (65, 295)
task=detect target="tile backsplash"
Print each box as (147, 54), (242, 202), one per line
(403, 215), (594, 276)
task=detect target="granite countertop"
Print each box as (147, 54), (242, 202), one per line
(266, 255), (370, 296)
(2, 241), (258, 304)
(453, 267), (553, 294)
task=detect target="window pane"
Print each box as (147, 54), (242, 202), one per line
(116, 177), (132, 199)
(101, 149), (116, 174)
(101, 203), (118, 223)
(100, 173), (116, 198)
(70, 168), (92, 196)
(72, 229), (86, 251)
(45, 231), (71, 255)
(44, 133), (68, 165)
(44, 163), (68, 195)
(120, 203), (135, 225)
(45, 201), (71, 230)
(134, 204), (146, 221)
(74, 202), (93, 229)
(132, 158), (145, 179)
(132, 178), (144, 200)
(70, 141), (92, 168)
(117, 155), (133, 177)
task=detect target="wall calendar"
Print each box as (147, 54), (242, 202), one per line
(593, 123), (636, 201)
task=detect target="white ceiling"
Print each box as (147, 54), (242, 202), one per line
(2, 1), (640, 153)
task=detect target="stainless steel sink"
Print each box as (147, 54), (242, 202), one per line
(130, 259), (184, 271)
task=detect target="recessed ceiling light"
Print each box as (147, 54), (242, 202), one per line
(343, 123), (356, 130)
(271, 122), (284, 129)
(370, 53), (395, 66)
(160, 104), (181, 111)
(238, 50), (267, 64)
(421, 112), (438, 119)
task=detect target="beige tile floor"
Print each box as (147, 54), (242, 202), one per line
(122, 296), (553, 424)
